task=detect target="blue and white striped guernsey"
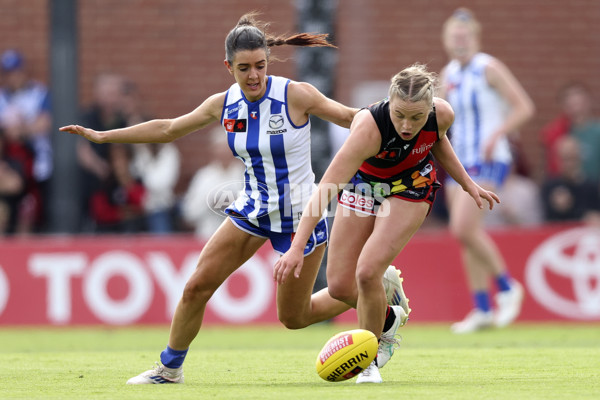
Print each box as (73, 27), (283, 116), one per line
(443, 53), (512, 169)
(221, 75), (317, 233)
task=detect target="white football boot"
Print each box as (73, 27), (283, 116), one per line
(450, 309), (494, 334)
(126, 362), (184, 384)
(376, 305), (406, 368)
(495, 280), (524, 328)
(356, 360), (382, 384)
(383, 265), (412, 323)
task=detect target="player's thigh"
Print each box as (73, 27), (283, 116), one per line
(357, 197), (429, 277)
(276, 244), (326, 311)
(327, 206), (375, 289)
(189, 218), (267, 289)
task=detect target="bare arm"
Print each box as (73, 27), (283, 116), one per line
(483, 58), (535, 157)
(287, 81), (358, 128)
(432, 98), (500, 209)
(60, 92), (226, 143)
(273, 109), (380, 284)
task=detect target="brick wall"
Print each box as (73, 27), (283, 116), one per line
(0, 0), (49, 80)
(1, 0), (599, 189)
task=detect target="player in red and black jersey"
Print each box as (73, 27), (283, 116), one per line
(275, 63), (499, 383)
(340, 97), (442, 214)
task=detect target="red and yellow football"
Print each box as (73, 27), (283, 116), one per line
(315, 329), (378, 382)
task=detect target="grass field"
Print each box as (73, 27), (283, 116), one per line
(1, 323), (599, 399)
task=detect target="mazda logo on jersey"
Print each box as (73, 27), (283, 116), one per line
(267, 114), (286, 135)
(224, 118), (247, 133)
(269, 115), (284, 129)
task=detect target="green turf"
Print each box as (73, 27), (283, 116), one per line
(1, 323), (599, 399)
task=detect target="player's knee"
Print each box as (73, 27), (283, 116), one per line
(449, 223), (477, 245)
(355, 265), (380, 290)
(328, 282), (353, 304)
(277, 311), (307, 330)
(181, 279), (214, 305)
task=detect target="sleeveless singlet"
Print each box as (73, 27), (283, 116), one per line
(221, 75), (317, 233)
(443, 52), (512, 169)
(356, 98), (441, 201)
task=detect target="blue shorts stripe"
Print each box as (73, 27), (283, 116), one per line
(447, 161), (510, 188)
(229, 216), (328, 255)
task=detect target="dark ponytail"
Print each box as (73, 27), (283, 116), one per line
(225, 12), (335, 63)
(266, 32), (334, 48)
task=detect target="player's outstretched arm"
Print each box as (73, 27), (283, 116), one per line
(59, 120), (173, 144)
(60, 92), (225, 144)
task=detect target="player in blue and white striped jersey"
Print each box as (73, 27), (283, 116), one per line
(440, 8), (535, 334)
(222, 74), (316, 234)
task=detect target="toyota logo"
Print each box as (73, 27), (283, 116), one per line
(525, 227), (600, 319)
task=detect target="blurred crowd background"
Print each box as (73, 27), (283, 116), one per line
(0, 0), (599, 236)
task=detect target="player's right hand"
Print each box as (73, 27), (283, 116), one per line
(59, 125), (103, 143)
(273, 248), (304, 285)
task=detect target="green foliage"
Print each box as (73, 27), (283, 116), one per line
(1, 323), (599, 399)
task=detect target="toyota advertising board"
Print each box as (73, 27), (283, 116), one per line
(0, 225), (598, 325)
(525, 227), (600, 320)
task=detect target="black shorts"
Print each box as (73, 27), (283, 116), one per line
(338, 163), (441, 216)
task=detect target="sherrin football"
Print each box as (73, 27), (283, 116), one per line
(315, 329), (378, 382)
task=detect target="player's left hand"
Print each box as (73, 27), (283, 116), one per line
(273, 248), (304, 285)
(465, 182), (500, 210)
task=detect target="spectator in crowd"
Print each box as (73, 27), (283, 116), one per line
(132, 142), (180, 234)
(440, 8), (535, 333)
(121, 79), (152, 127)
(565, 83), (600, 184)
(0, 49), (52, 232)
(0, 128), (26, 235)
(541, 135), (600, 225)
(123, 79), (182, 234)
(540, 82), (600, 182)
(89, 143), (146, 233)
(539, 85), (573, 177)
(77, 72), (128, 231)
(181, 127), (244, 238)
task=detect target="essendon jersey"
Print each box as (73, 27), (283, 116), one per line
(358, 98), (440, 184)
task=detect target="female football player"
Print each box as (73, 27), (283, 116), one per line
(440, 8), (534, 333)
(274, 63), (499, 383)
